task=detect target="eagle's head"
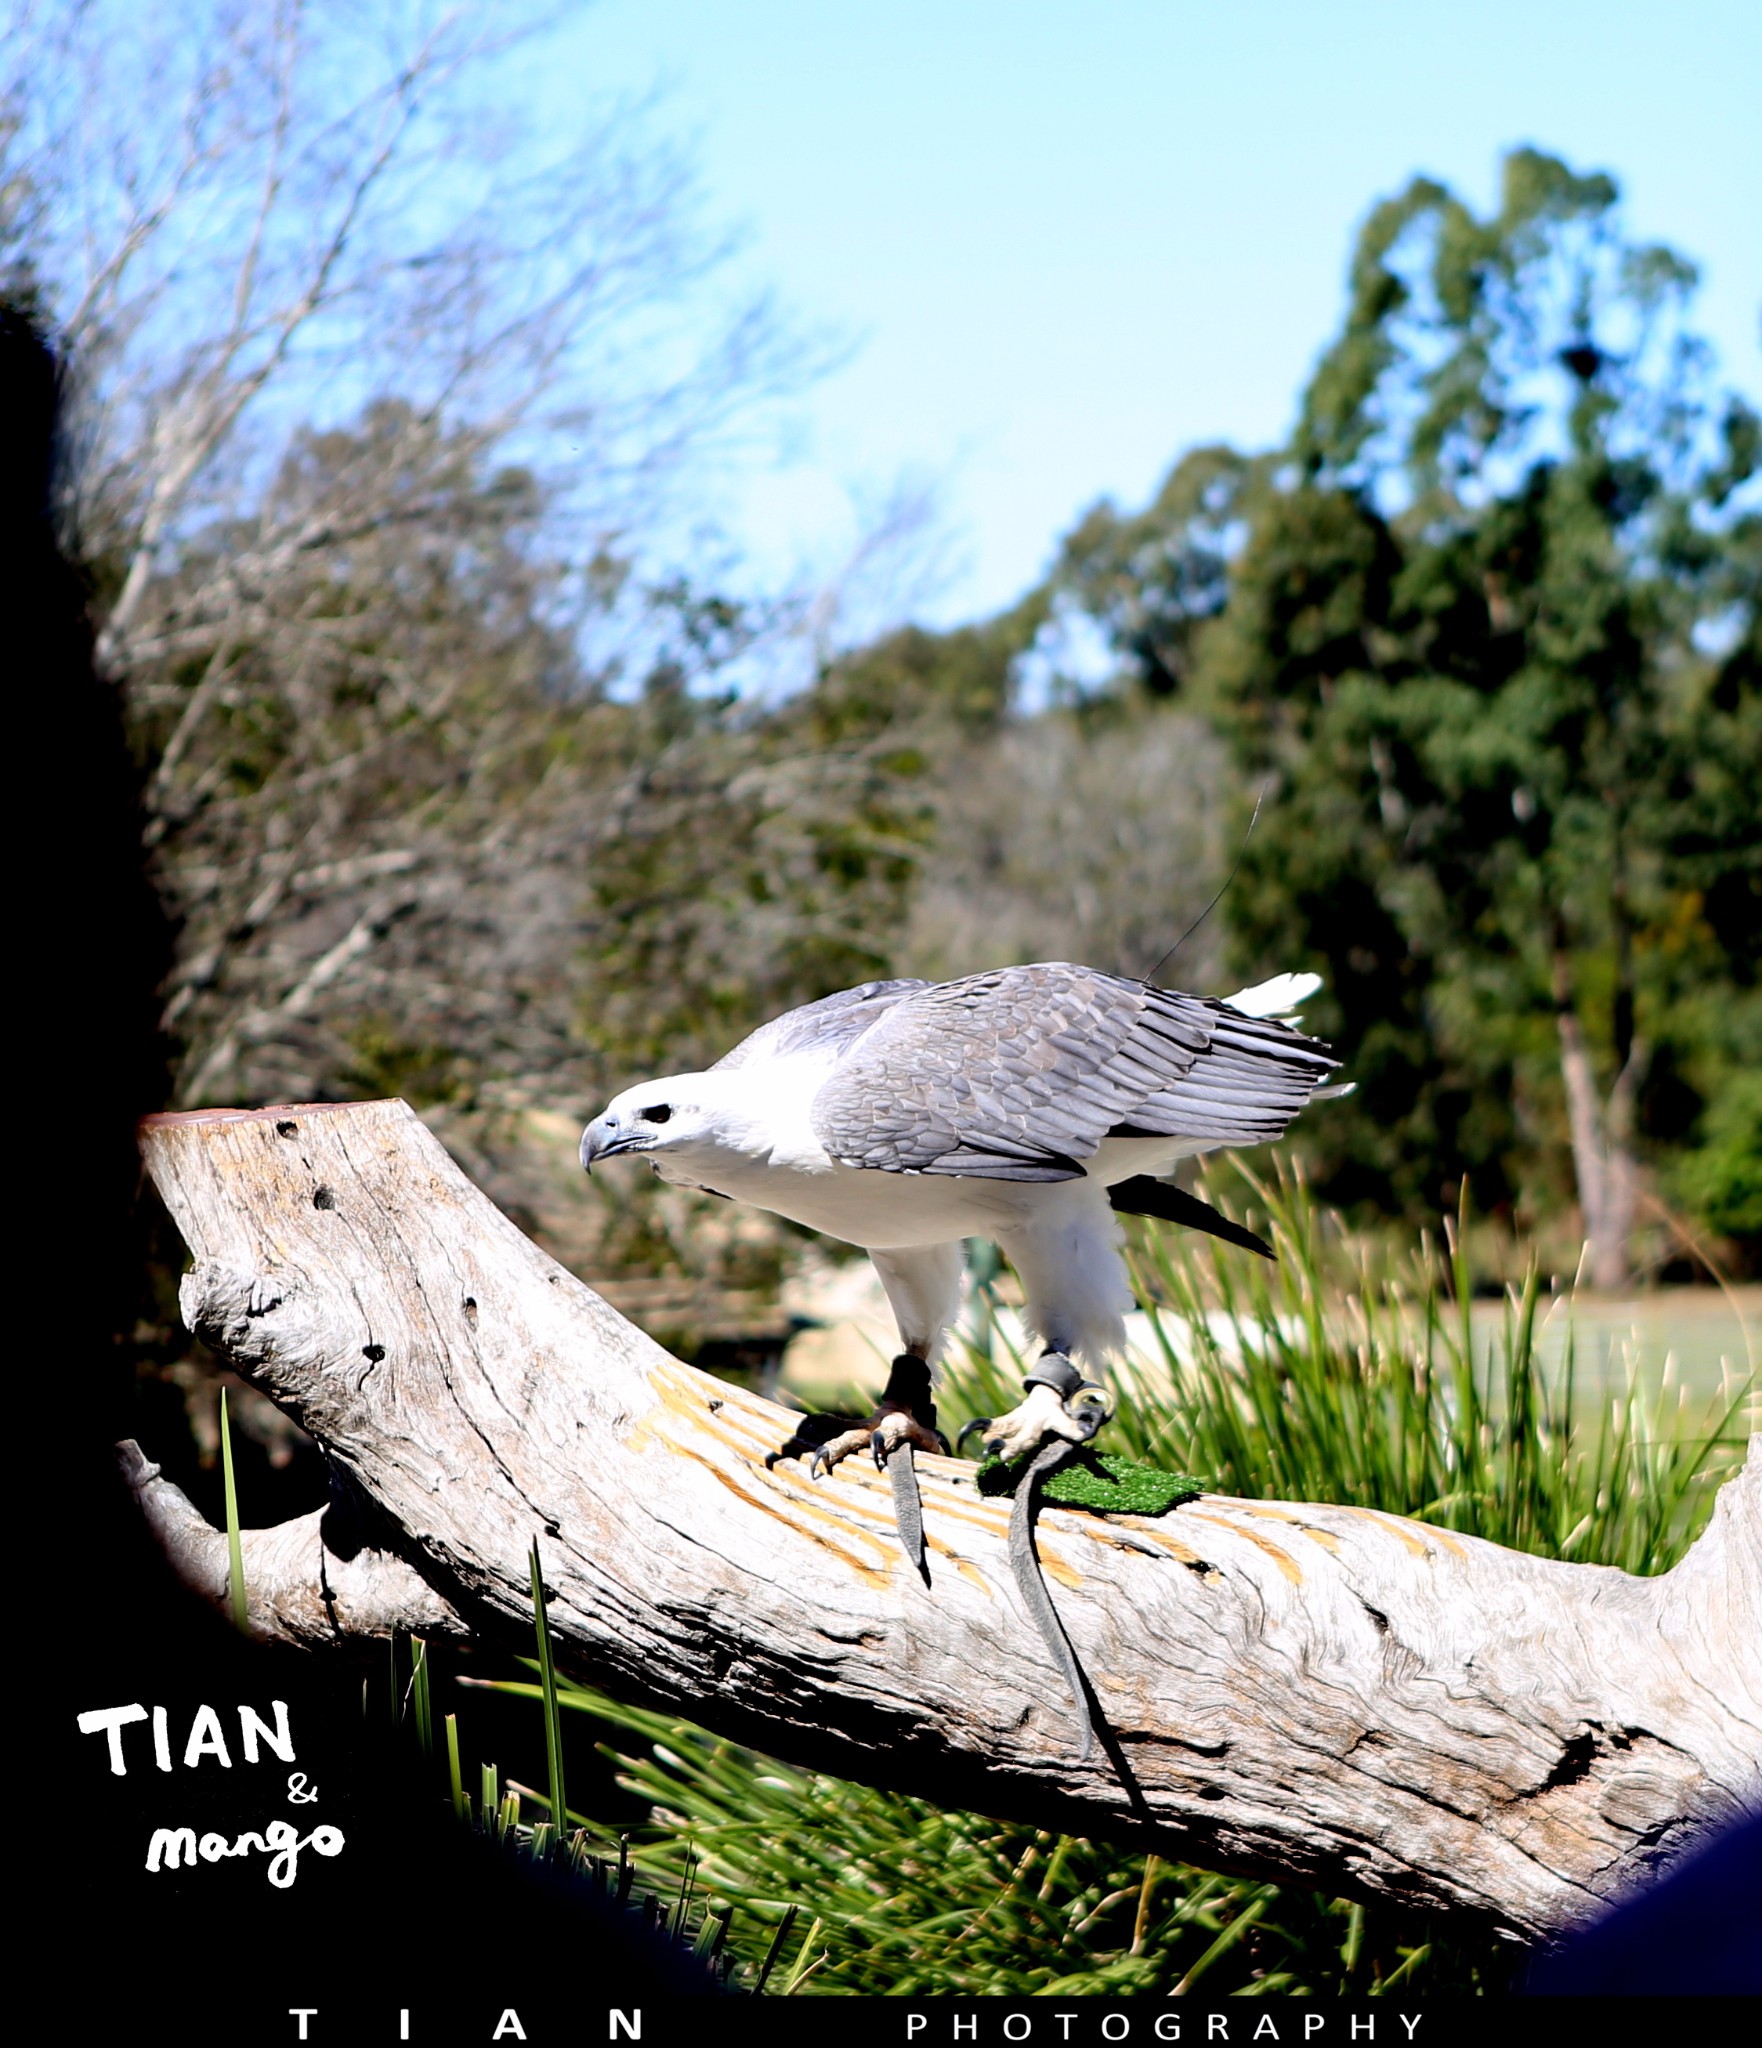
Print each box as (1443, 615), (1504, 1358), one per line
(580, 1075), (705, 1169)
(580, 1073), (774, 1185)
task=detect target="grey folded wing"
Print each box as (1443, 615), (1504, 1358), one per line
(710, 978), (932, 1072)
(808, 962), (1338, 1181)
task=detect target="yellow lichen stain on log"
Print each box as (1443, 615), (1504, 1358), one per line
(954, 1559), (995, 1597)
(732, 1460), (904, 1557)
(631, 1360), (1097, 1582)
(660, 1438), (893, 1587)
(645, 1364), (785, 1449)
(1183, 1511), (1305, 1585)
(1033, 1535), (1083, 1591)
(642, 1361), (1021, 1557)
(1065, 1519), (1174, 1563)
(636, 1375), (857, 1493)
(756, 1464), (980, 1573)
(902, 1487), (1014, 1543)
(1234, 1506), (1341, 1553)
(1333, 1505), (1466, 1558)
(1118, 1525), (1210, 1570)
(641, 1360), (776, 1427)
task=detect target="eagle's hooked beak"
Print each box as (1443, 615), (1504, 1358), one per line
(579, 1115), (618, 1172)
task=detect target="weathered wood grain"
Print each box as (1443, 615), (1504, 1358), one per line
(136, 1098), (1761, 1939)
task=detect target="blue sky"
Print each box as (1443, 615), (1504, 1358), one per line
(540, 0), (1761, 627)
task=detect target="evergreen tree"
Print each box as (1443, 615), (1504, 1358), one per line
(1052, 151), (1759, 1273)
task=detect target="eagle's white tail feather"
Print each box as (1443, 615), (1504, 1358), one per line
(1223, 971), (1323, 1021)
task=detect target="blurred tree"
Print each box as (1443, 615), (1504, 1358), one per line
(2, 0), (921, 1337)
(124, 399), (604, 1108)
(1042, 151), (1759, 1278)
(788, 596), (1240, 996)
(1, 1), (831, 1101)
(573, 659), (933, 1082)
(1048, 444), (1251, 700)
(901, 699), (1235, 989)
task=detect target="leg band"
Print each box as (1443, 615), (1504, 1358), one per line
(1022, 1351), (1084, 1399)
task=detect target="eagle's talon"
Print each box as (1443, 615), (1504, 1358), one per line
(1065, 1384), (1114, 1443)
(797, 1423), (874, 1479)
(961, 1364), (1115, 1467)
(777, 1355), (945, 1586)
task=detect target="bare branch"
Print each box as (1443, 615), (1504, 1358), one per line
(118, 1437), (466, 1649)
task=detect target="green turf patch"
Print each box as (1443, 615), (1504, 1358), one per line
(974, 1447), (1204, 1516)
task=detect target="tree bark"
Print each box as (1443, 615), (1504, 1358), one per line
(137, 1099), (1761, 1943)
(1553, 949), (1648, 1291)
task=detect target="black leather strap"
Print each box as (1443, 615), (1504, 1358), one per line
(1022, 1351), (1083, 1398)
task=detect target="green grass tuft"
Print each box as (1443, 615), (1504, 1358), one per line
(411, 1636), (433, 1758)
(529, 1539), (568, 1854)
(446, 1712), (465, 1823)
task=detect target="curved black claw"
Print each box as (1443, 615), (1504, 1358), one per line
(956, 1413), (994, 1456)
(765, 1411), (858, 1472)
(808, 1441), (843, 1482)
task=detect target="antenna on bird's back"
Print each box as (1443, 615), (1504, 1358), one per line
(1139, 780), (1270, 990)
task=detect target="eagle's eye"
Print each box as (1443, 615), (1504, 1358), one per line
(639, 1104), (672, 1124)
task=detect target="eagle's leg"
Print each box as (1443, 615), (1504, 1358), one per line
(764, 1353), (950, 1576)
(956, 1353), (1111, 1467)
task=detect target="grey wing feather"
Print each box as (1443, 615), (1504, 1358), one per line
(810, 962), (1337, 1179)
(710, 979), (931, 1072)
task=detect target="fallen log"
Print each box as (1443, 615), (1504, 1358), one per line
(135, 1098), (1761, 1942)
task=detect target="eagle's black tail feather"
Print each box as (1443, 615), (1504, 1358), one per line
(1106, 1176), (1274, 1260)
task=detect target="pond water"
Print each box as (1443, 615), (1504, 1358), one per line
(1471, 1284), (1758, 1409)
